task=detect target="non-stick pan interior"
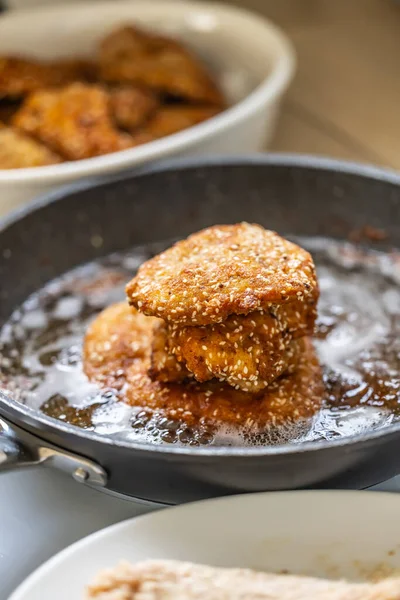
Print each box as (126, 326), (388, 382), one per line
(1, 155), (400, 329)
(2, 155), (400, 501)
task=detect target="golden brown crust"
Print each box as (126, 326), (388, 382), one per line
(0, 126), (62, 168)
(0, 56), (94, 99)
(149, 295), (317, 391)
(167, 312), (303, 392)
(99, 26), (225, 106)
(111, 86), (159, 131)
(83, 303), (323, 429)
(0, 57), (59, 98)
(13, 83), (134, 160)
(126, 223), (319, 326)
(83, 302), (154, 387)
(149, 318), (191, 383)
(142, 105), (221, 139)
(0, 26), (225, 166)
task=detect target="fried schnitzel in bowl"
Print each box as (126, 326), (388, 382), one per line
(0, 0), (295, 213)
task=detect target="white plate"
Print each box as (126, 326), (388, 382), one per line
(9, 490), (400, 600)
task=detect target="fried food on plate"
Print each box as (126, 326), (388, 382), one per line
(0, 56), (94, 99)
(0, 126), (61, 168)
(87, 560), (400, 600)
(83, 303), (323, 429)
(13, 83), (134, 160)
(99, 26), (224, 106)
(143, 105), (221, 139)
(126, 223), (319, 327)
(111, 86), (159, 131)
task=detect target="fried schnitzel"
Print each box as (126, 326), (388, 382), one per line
(83, 303), (323, 429)
(126, 224), (318, 327)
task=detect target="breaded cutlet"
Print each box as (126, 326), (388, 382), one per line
(99, 26), (224, 106)
(159, 296), (316, 391)
(111, 86), (159, 131)
(149, 318), (192, 383)
(127, 223), (318, 392)
(83, 303), (323, 429)
(0, 126), (62, 168)
(126, 223), (318, 327)
(0, 56), (94, 99)
(151, 311), (304, 392)
(12, 83), (135, 160)
(87, 560), (400, 600)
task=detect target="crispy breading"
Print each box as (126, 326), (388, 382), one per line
(83, 303), (323, 429)
(99, 26), (225, 106)
(84, 301), (191, 385)
(12, 83), (134, 160)
(150, 298), (317, 391)
(142, 105), (221, 139)
(0, 126), (62, 168)
(168, 314), (302, 392)
(149, 318), (191, 383)
(126, 223), (319, 326)
(0, 56), (94, 99)
(111, 86), (159, 131)
(87, 560), (400, 600)
(83, 302), (155, 388)
(0, 57), (58, 98)
(164, 298), (317, 389)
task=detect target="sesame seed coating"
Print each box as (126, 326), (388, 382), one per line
(157, 305), (310, 392)
(83, 303), (324, 429)
(149, 318), (192, 383)
(83, 302), (152, 383)
(126, 223), (319, 326)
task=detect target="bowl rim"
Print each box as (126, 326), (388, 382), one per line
(8, 489), (400, 600)
(0, 0), (296, 185)
(2, 152), (400, 458)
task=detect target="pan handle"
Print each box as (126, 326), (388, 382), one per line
(0, 417), (107, 487)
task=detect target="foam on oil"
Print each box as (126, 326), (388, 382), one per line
(1, 238), (400, 447)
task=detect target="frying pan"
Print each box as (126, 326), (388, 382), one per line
(1, 154), (400, 505)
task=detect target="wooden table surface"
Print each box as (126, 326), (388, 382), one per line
(225, 0), (400, 169)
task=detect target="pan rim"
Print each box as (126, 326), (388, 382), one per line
(1, 152), (400, 458)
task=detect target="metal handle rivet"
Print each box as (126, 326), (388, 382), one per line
(73, 467), (89, 483)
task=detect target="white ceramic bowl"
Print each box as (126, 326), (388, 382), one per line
(0, 0), (295, 213)
(9, 490), (400, 600)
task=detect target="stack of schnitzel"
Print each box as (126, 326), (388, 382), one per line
(83, 223), (324, 432)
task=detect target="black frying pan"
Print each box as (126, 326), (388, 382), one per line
(1, 154), (400, 505)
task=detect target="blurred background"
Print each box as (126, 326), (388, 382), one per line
(230, 0), (400, 168)
(3, 0), (400, 168)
